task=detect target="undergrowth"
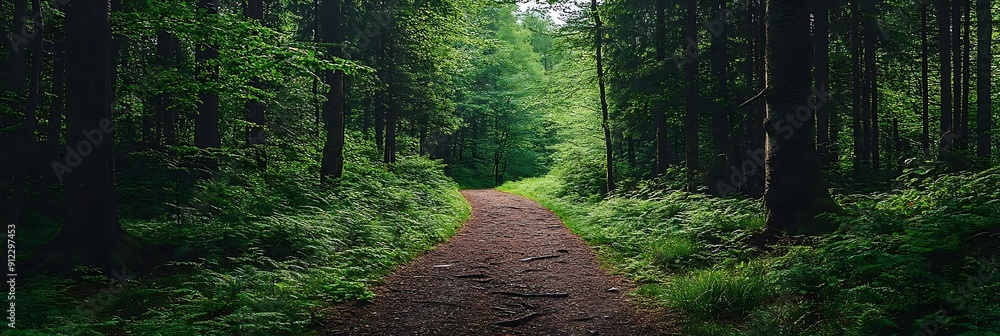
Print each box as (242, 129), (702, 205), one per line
(16, 144), (470, 335)
(500, 165), (1000, 335)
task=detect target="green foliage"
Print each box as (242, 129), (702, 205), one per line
(448, 5), (556, 188)
(502, 167), (1000, 335)
(16, 150), (470, 335)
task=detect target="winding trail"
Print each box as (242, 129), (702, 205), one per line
(326, 190), (671, 335)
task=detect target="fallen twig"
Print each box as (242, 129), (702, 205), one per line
(489, 291), (568, 298)
(414, 301), (460, 307)
(492, 307), (517, 314)
(494, 312), (546, 327)
(453, 273), (490, 278)
(519, 255), (560, 262)
(505, 302), (537, 309)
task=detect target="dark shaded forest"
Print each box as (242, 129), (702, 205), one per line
(0, 0), (997, 334)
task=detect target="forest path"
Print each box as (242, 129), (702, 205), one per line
(325, 189), (672, 335)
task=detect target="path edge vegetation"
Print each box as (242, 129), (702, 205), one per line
(500, 171), (1000, 336)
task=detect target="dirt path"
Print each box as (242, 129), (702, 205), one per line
(325, 190), (670, 335)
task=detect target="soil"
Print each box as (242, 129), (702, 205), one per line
(325, 189), (674, 335)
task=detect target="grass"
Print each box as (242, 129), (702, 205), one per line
(500, 166), (1000, 335)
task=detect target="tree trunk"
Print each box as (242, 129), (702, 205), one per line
(195, 0), (221, 150)
(383, 28), (397, 164)
(762, 0), (836, 234)
(961, 0), (971, 151)
(893, 118), (902, 167)
(319, 0), (346, 183)
(591, 0), (614, 195)
(312, 0), (320, 129)
(683, 0), (699, 184)
(374, 24), (388, 154)
(921, 3), (931, 156)
(3, 0), (42, 228)
(741, 0), (765, 197)
(814, 0), (830, 166)
(627, 135), (636, 166)
(938, 0), (953, 152)
(155, 30), (178, 147)
(246, 0), (266, 171)
(709, 0), (732, 196)
(48, 38), (65, 165)
(977, 0), (992, 159)
(38, 0), (129, 271)
(654, 0), (669, 175)
(867, 23), (879, 170)
(7, 0), (26, 94)
(952, 0), (963, 151)
(852, 1), (863, 172)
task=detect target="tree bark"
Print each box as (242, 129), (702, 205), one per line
(709, 0), (733, 196)
(319, 0), (346, 182)
(591, 0), (614, 195)
(383, 27), (397, 164)
(195, 0), (221, 150)
(814, 0), (830, 165)
(852, 1), (863, 172)
(977, 0), (992, 159)
(921, 3), (931, 156)
(155, 30), (178, 147)
(6, 0), (26, 94)
(654, 0), (669, 176)
(245, 0), (266, 171)
(3, 0), (42, 228)
(762, 0), (836, 234)
(866, 22), (879, 170)
(38, 0), (129, 271)
(938, 0), (953, 153)
(683, 0), (699, 184)
(952, 0), (963, 151)
(48, 37), (65, 165)
(960, 0), (972, 151)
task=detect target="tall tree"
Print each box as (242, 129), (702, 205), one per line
(154, 30), (178, 146)
(952, 0), (963, 150)
(383, 27), (398, 164)
(939, 0), (953, 152)
(921, 2), (930, 156)
(977, 0), (992, 159)
(40, 0), (127, 270)
(654, 0), (669, 176)
(47, 36), (65, 164)
(710, 0), (733, 195)
(319, 0), (346, 182)
(866, 21), (879, 170)
(762, 0), (835, 234)
(852, 0), (863, 172)
(683, 0), (700, 180)
(7, 0), (26, 94)
(245, 0), (266, 170)
(961, 0), (972, 151)
(195, 0), (221, 150)
(591, 0), (614, 194)
(814, 0), (830, 164)
(3, 0), (43, 228)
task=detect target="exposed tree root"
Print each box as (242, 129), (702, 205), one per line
(494, 312), (546, 327)
(520, 255), (560, 262)
(489, 291), (568, 298)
